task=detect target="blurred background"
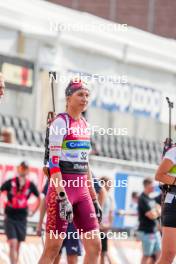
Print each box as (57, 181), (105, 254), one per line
(0, 0), (176, 263)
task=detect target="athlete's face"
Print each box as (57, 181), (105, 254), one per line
(67, 89), (90, 112)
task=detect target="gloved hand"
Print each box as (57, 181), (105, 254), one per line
(58, 193), (73, 223)
(93, 199), (102, 223)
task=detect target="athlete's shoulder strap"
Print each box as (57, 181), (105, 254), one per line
(56, 112), (70, 137)
(81, 115), (88, 126)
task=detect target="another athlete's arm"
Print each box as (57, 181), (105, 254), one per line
(155, 148), (176, 184)
(155, 159), (176, 184)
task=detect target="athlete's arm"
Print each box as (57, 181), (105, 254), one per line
(0, 73), (5, 98)
(49, 117), (67, 196)
(155, 158), (176, 184)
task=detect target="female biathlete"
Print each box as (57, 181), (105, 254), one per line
(155, 146), (176, 264)
(38, 79), (102, 264)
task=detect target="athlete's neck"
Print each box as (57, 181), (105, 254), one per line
(66, 108), (82, 120)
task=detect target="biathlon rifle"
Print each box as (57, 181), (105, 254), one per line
(43, 71), (57, 177)
(162, 97), (174, 156)
(160, 97), (174, 192)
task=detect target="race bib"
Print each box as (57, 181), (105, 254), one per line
(164, 193), (175, 204)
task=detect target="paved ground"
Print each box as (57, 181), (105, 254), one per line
(1, 234), (176, 264)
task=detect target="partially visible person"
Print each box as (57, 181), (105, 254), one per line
(0, 127), (16, 144)
(0, 72), (5, 98)
(138, 178), (161, 264)
(155, 146), (176, 264)
(99, 176), (114, 264)
(0, 161), (40, 264)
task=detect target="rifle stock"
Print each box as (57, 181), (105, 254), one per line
(43, 72), (57, 177)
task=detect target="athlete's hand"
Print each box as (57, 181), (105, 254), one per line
(58, 197), (73, 223)
(93, 199), (102, 223)
(0, 73), (5, 98)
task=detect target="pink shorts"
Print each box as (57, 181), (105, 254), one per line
(46, 174), (99, 234)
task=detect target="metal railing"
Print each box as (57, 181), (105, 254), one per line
(0, 142), (157, 175)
